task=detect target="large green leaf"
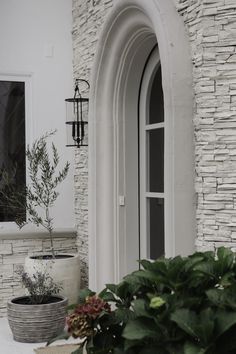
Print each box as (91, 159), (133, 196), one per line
(104, 283), (119, 295)
(116, 281), (134, 299)
(100, 291), (118, 303)
(132, 299), (152, 318)
(124, 272), (153, 289)
(129, 270), (159, 283)
(193, 261), (216, 279)
(214, 324), (236, 353)
(184, 255), (205, 273)
(78, 288), (96, 304)
(171, 309), (199, 339)
(114, 307), (136, 323)
(184, 342), (206, 354)
(216, 247), (234, 274)
(113, 348), (126, 354)
(139, 347), (167, 354)
(140, 258), (168, 275)
(124, 339), (141, 351)
(139, 259), (154, 270)
(200, 309), (215, 344)
(171, 308), (215, 345)
(122, 318), (159, 340)
(215, 310), (236, 338)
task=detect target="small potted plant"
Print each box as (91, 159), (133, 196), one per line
(8, 268), (68, 343)
(0, 131), (80, 304)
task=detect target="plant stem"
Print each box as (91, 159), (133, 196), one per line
(49, 228), (55, 258)
(46, 207), (55, 258)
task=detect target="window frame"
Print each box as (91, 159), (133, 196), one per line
(139, 47), (166, 260)
(0, 72), (33, 229)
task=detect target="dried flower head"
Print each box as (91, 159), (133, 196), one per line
(67, 295), (111, 339)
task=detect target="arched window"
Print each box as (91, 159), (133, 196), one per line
(139, 47), (165, 260)
(88, 0), (195, 290)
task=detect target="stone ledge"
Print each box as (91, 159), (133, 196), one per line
(0, 229), (77, 240)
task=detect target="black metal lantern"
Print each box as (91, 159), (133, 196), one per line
(65, 79), (89, 147)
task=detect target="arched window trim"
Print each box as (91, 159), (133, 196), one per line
(88, 0), (195, 291)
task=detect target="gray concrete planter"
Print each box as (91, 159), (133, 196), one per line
(25, 253), (81, 304)
(7, 295), (68, 343)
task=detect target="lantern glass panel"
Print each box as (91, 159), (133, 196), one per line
(65, 98), (88, 147)
(65, 98), (77, 124)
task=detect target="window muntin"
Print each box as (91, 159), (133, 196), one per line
(0, 80), (26, 222)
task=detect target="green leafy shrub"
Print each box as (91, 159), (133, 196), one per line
(17, 267), (62, 305)
(51, 247), (236, 354)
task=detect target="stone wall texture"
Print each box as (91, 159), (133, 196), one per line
(72, 0), (236, 285)
(0, 236), (77, 316)
(176, 0), (236, 252)
(72, 0), (113, 288)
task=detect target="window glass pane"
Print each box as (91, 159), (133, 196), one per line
(148, 128), (164, 193)
(149, 197), (164, 260)
(0, 81), (26, 222)
(148, 65), (164, 124)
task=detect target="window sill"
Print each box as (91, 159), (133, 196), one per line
(0, 228), (77, 240)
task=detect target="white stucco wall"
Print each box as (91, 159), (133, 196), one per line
(0, 0), (75, 233)
(0, 0), (77, 316)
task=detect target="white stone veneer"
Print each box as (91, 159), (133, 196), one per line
(176, 0), (236, 252)
(73, 0), (236, 285)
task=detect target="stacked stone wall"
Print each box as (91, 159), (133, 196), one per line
(72, 0), (113, 287)
(0, 236), (77, 316)
(176, 0), (236, 252)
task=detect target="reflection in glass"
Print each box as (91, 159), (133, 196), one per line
(148, 65), (164, 124)
(0, 81), (26, 222)
(149, 197), (164, 260)
(148, 128), (164, 193)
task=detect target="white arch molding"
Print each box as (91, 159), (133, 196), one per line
(88, 0), (195, 291)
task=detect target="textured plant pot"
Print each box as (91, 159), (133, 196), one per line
(7, 295), (68, 343)
(25, 254), (80, 304)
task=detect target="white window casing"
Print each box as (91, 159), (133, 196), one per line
(88, 0), (195, 291)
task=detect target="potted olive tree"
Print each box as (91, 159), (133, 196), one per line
(0, 131), (80, 304)
(8, 268), (68, 343)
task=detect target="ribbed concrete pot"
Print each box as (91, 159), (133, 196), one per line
(25, 254), (80, 305)
(7, 295), (67, 343)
